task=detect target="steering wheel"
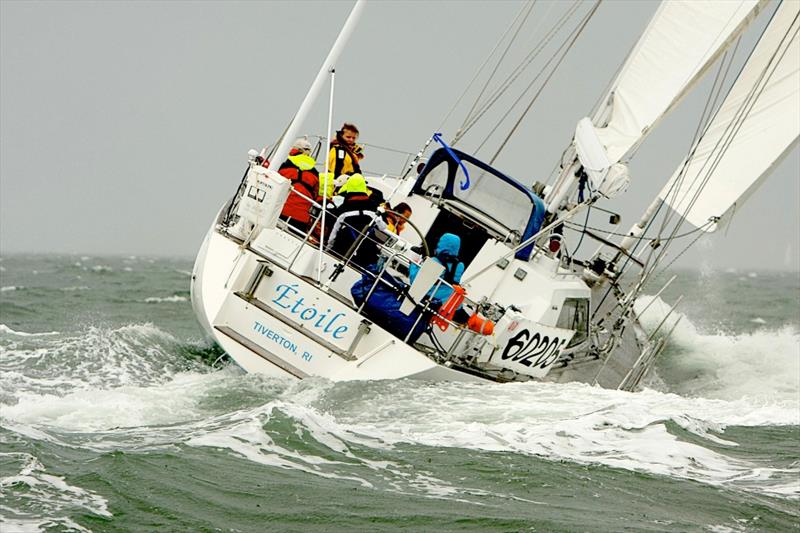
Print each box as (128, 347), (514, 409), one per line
(383, 207), (430, 257)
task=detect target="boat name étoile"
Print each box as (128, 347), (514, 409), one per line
(271, 283), (350, 340)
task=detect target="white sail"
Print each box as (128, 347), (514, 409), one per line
(592, 0), (765, 164)
(659, 1), (800, 231)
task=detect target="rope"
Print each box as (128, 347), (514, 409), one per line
(563, 218), (714, 241)
(432, 132), (471, 190)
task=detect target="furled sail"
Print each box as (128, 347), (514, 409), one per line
(659, 1), (800, 231)
(592, 0), (765, 164)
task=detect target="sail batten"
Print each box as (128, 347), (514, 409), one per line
(658, 2), (800, 232)
(592, 0), (766, 164)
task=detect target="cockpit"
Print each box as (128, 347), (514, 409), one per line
(412, 148), (545, 266)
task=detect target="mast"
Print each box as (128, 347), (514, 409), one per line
(269, 0), (366, 168)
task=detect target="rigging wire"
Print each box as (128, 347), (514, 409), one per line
(563, 218), (713, 241)
(621, 43), (741, 285)
(646, 37), (743, 263)
(646, 10), (798, 279)
(459, 1), (537, 132)
(466, 1), (577, 131)
(437, 1), (532, 135)
(488, 0), (602, 165)
(588, 48), (740, 321)
(471, 2), (584, 155)
(454, 1), (583, 145)
(593, 8), (796, 326)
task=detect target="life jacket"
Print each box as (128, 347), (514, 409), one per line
(279, 153), (320, 224)
(327, 193), (380, 267)
(320, 139), (362, 197)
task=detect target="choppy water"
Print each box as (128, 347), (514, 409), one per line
(1, 255), (798, 532)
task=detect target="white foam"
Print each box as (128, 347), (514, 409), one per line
(144, 296), (188, 303)
(1, 285), (21, 292)
(0, 452), (111, 523)
(179, 376), (798, 501)
(187, 400), (491, 500)
(635, 296), (800, 403)
(2, 372), (218, 431)
(0, 324), (60, 337)
(0, 518), (45, 533)
(0, 323), (190, 396)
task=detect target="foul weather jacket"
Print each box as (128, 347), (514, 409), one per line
(278, 153), (320, 225)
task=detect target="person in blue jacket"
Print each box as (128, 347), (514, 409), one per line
(409, 233), (465, 305)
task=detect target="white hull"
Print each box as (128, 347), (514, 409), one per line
(191, 199), (650, 389)
(192, 217), (485, 383)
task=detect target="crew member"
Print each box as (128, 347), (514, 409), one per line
(384, 202), (413, 235)
(320, 123), (364, 198)
(278, 136), (320, 232)
(409, 233), (469, 323)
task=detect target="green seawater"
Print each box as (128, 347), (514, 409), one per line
(1, 255), (798, 532)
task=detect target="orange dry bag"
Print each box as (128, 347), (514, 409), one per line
(467, 313), (495, 336)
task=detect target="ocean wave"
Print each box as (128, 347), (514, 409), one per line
(1, 371), (229, 432)
(0, 323), (206, 397)
(3, 365), (796, 502)
(635, 296), (800, 403)
(1, 285), (23, 292)
(181, 379), (800, 501)
(0, 452), (111, 527)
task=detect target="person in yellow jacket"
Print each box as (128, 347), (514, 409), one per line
(320, 123), (365, 198)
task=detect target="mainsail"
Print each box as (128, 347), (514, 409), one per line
(659, 1), (800, 231)
(592, 0), (765, 164)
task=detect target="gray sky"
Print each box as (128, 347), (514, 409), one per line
(1, 0), (798, 271)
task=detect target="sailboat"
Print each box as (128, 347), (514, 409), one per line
(190, 0), (799, 390)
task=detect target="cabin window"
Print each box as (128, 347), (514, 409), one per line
(451, 161), (532, 236)
(557, 298), (589, 348)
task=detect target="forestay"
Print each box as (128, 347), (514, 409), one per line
(659, 1), (800, 231)
(592, 0), (765, 164)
